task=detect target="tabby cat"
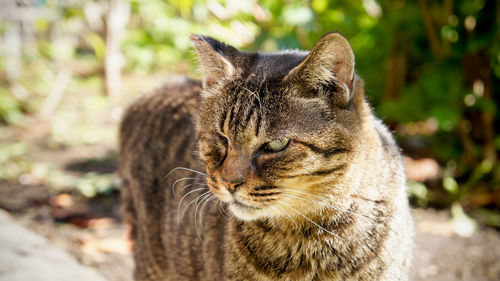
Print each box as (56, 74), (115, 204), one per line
(119, 32), (414, 281)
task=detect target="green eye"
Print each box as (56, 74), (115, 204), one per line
(265, 138), (290, 152)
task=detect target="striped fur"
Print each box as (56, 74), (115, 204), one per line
(119, 33), (414, 281)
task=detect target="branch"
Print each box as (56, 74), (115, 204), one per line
(40, 70), (72, 118)
(418, 0), (442, 58)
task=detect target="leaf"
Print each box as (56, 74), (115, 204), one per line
(85, 32), (106, 61)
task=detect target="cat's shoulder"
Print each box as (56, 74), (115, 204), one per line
(373, 117), (402, 161)
(128, 76), (201, 108)
(121, 76), (201, 122)
(119, 76), (202, 151)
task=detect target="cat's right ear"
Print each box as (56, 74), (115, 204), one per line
(284, 32), (355, 106)
(190, 34), (237, 88)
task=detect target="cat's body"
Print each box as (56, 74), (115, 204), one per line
(119, 33), (414, 281)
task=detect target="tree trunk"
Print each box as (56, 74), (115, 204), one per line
(4, 1), (21, 85)
(463, 51), (497, 166)
(384, 50), (407, 100)
(104, 0), (129, 96)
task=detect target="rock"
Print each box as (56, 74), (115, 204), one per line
(0, 209), (107, 281)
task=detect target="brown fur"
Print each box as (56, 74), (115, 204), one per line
(119, 33), (414, 281)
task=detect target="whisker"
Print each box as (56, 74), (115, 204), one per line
(218, 199), (228, 216)
(182, 191), (209, 222)
(263, 202), (300, 232)
(282, 192), (379, 220)
(284, 189), (329, 201)
(180, 191), (210, 223)
(171, 177), (198, 195)
(282, 191), (400, 244)
(279, 201), (344, 240)
(180, 181), (206, 191)
(198, 194), (216, 233)
(351, 194), (386, 204)
(194, 192), (212, 243)
(160, 166), (206, 182)
(281, 193), (321, 204)
(177, 187), (208, 221)
(217, 199), (223, 215)
(286, 189), (380, 219)
(280, 191), (400, 266)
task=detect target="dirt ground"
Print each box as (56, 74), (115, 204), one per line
(411, 208), (500, 281)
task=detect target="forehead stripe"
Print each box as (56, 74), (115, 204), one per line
(228, 99), (237, 130)
(294, 140), (351, 158)
(280, 164), (347, 178)
(219, 106), (228, 133)
(231, 98), (244, 132)
(255, 111), (262, 137)
(243, 98), (256, 125)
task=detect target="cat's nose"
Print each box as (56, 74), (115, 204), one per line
(220, 152), (251, 194)
(221, 170), (248, 194)
(222, 181), (243, 194)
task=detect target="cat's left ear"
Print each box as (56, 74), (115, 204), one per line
(190, 34), (238, 88)
(285, 32), (355, 103)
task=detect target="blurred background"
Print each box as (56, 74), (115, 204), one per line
(0, 0), (499, 280)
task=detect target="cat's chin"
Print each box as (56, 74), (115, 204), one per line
(228, 201), (272, 221)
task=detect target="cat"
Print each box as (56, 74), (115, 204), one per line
(119, 32), (414, 281)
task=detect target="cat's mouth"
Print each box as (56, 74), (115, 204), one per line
(228, 198), (271, 221)
(231, 199), (260, 210)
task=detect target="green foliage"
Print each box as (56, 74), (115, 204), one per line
(76, 173), (117, 197)
(0, 142), (30, 180)
(0, 88), (25, 125)
(407, 180), (429, 207)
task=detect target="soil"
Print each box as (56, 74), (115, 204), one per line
(411, 208), (500, 281)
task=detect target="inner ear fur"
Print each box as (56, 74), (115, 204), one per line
(285, 32), (355, 104)
(190, 34), (238, 88)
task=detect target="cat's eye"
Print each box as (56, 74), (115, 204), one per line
(264, 138), (290, 152)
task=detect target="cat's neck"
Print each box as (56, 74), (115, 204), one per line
(232, 193), (390, 242)
(227, 196), (393, 280)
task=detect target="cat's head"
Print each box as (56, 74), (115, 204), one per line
(193, 33), (364, 221)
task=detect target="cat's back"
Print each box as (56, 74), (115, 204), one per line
(119, 78), (219, 281)
(119, 76), (204, 216)
(120, 77), (201, 154)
